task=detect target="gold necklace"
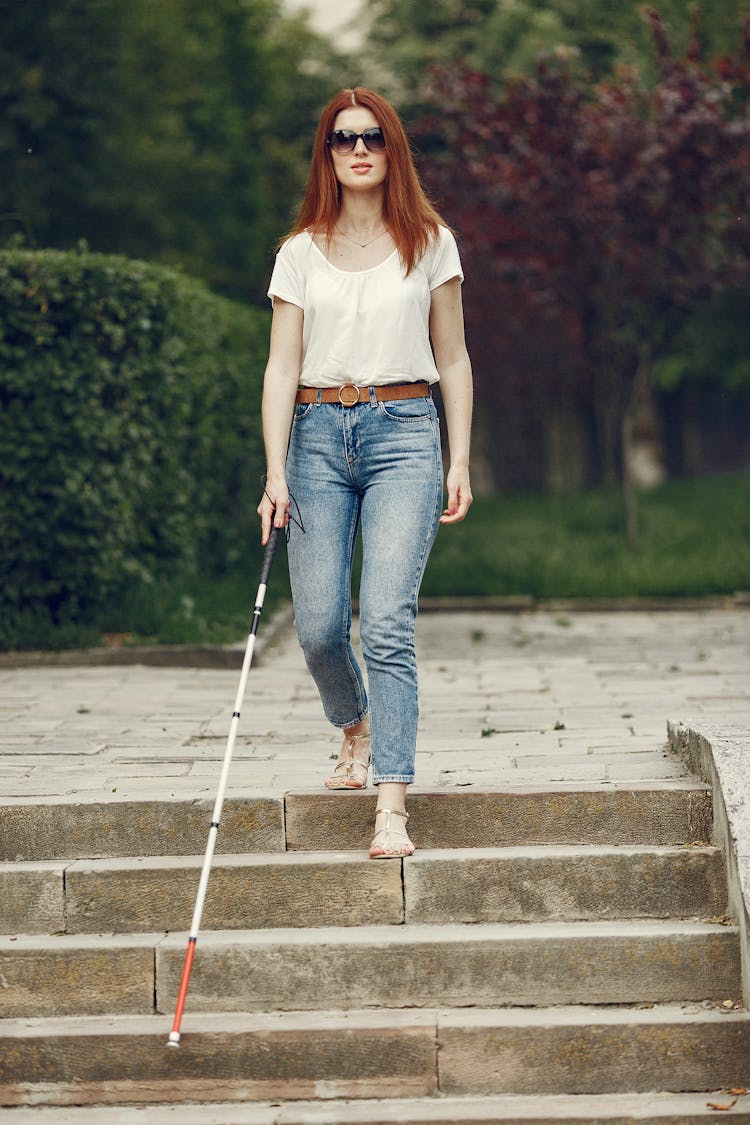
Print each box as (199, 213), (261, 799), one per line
(335, 224), (389, 248)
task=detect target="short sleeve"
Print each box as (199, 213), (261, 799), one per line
(267, 235), (306, 308)
(426, 226), (464, 291)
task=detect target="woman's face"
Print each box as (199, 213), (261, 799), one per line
(328, 106), (388, 192)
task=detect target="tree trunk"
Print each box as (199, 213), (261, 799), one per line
(621, 344), (654, 553)
(594, 367), (621, 487)
(681, 383), (703, 476)
(622, 407), (639, 552)
(544, 400), (587, 492)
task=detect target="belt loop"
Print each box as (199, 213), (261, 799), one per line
(369, 386), (377, 407)
(316, 388), (322, 406)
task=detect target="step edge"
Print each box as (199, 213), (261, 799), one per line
(1, 1002), (748, 1038)
(2, 1092), (750, 1121)
(16, 842), (718, 874)
(3, 918), (739, 950)
(0, 780), (712, 812)
(157, 918), (741, 947)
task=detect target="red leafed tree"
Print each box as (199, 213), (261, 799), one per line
(412, 11), (750, 539)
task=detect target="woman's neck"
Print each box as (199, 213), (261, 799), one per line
(338, 190), (385, 234)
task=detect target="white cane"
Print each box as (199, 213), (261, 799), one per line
(167, 525), (281, 1047)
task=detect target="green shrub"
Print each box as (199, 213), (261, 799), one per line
(0, 247), (269, 649)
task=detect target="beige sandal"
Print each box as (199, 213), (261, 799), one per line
(369, 808), (415, 859)
(324, 728), (371, 790)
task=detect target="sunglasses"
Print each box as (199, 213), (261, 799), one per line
(327, 128), (386, 155)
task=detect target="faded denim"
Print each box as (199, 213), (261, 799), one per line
(285, 388), (443, 784)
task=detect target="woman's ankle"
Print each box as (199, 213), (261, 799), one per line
(344, 716), (370, 737)
(375, 780), (408, 816)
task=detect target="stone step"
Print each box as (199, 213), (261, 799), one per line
(1, 851), (403, 935)
(0, 783), (711, 862)
(1, 921), (739, 1020)
(156, 920), (740, 1014)
(1, 1006), (748, 1108)
(284, 784), (712, 851)
(0, 933), (159, 1018)
(405, 843), (726, 926)
(0, 796), (284, 862)
(0, 844), (727, 935)
(5, 1096), (750, 1125)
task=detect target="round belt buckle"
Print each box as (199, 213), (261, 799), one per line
(338, 383), (360, 407)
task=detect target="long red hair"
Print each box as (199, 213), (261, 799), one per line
(286, 87), (447, 274)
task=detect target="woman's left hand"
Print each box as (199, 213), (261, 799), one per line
(430, 277), (473, 526)
(439, 464), (473, 524)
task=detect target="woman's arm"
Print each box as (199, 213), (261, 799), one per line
(430, 276), (473, 524)
(257, 298), (304, 544)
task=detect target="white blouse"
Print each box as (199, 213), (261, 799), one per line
(267, 226), (463, 388)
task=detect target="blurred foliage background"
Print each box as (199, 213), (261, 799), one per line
(1, 0), (749, 648)
(0, 0), (338, 302)
(365, 0), (749, 89)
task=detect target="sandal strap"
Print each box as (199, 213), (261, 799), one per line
(326, 730), (371, 788)
(370, 807), (414, 857)
(335, 735), (370, 768)
(330, 759), (354, 775)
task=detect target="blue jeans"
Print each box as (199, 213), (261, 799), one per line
(285, 389), (443, 784)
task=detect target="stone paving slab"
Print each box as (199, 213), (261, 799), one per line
(0, 610), (748, 804)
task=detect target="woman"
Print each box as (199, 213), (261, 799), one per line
(258, 87), (472, 859)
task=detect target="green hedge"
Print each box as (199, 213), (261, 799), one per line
(0, 247), (270, 649)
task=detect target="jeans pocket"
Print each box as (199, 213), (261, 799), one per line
(378, 398), (434, 423)
(293, 402), (314, 422)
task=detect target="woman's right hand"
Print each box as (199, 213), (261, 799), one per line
(257, 476), (290, 545)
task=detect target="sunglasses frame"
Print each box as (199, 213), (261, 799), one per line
(326, 128), (386, 156)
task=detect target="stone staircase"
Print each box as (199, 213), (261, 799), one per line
(1, 783), (749, 1123)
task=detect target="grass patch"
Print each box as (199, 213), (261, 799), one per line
(11, 473), (749, 650)
(423, 474), (750, 599)
(97, 570), (292, 647)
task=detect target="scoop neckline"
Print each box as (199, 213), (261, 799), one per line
(308, 233), (398, 275)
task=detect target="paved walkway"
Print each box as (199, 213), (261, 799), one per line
(1, 608), (749, 805)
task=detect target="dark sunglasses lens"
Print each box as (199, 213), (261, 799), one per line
(363, 129), (386, 151)
(328, 129), (386, 154)
(329, 130), (356, 153)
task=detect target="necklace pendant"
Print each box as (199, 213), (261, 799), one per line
(336, 224), (389, 249)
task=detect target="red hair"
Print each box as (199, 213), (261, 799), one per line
(285, 87), (447, 274)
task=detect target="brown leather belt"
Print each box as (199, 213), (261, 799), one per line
(295, 381), (430, 406)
